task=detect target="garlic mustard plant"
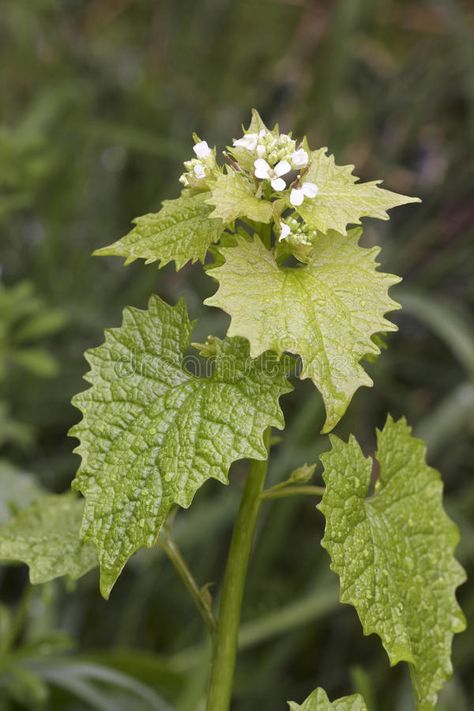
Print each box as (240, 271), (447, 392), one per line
(0, 110), (465, 711)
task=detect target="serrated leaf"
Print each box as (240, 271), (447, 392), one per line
(207, 171), (273, 225)
(0, 493), (97, 583)
(0, 460), (44, 523)
(318, 417), (466, 710)
(94, 193), (223, 270)
(288, 688), (367, 710)
(247, 108), (269, 134)
(70, 295), (291, 597)
(205, 231), (400, 432)
(296, 148), (420, 235)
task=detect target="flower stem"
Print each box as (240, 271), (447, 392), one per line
(205, 428), (271, 711)
(159, 534), (216, 634)
(260, 484), (325, 501)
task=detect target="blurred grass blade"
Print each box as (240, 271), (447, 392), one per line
(33, 660), (174, 711)
(416, 382), (474, 456)
(399, 289), (474, 376)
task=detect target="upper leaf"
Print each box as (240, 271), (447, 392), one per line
(318, 417), (466, 710)
(0, 493), (97, 583)
(94, 193), (224, 270)
(205, 232), (400, 432)
(206, 171), (273, 225)
(288, 688), (367, 710)
(70, 295), (291, 597)
(247, 108), (270, 134)
(296, 148), (420, 235)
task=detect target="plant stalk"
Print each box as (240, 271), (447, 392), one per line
(260, 485), (325, 501)
(159, 535), (216, 634)
(205, 428), (271, 711)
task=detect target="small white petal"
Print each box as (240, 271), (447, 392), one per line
(233, 133), (258, 151)
(291, 149), (308, 168)
(271, 177), (286, 191)
(193, 163), (206, 179)
(302, 182), (319, 198)
(193, 141), (211, 159)
(258, 129), (267, 137)
(290, 188), (304, 206)
(279, 223), (291, 241)
(256, 144), (266, 157)
(274, 160), (291, 177)
(254, 158), (271, 179)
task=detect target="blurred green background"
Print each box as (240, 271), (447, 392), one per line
(0, 0), (473, 709)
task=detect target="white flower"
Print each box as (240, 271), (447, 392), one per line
(193, 141), (211, 159)
(279, 222), (291, 241)
(254, 158), (291, 191)
(256, 144), (266, 157)
(193, 163), (206, 179)
(290, 182), (319, 206)
(233, 129), (266, 152)
(291, 148), (309, 169)
(234, 133), (258, 151)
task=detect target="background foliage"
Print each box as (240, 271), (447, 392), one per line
(0, 1), (473, 709)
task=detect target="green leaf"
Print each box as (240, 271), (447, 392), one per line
(0, 493), (97, 583)
(205, 232), (400, 432)
(297, 148), (420, 235)
(318, 417), (466, 710)
(94, 192), (224, 270)
(288, 687), (367, 710)
(207, 171), (273, 225)
(247, 108), (269, 134)
(0, 460), (44, 523)
(70, 295), (291, 597)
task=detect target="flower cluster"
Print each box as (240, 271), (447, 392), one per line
(279, 215), (318, 247)
(179, 140), (216, 189)
(233, 128), (318, 204)
(177, 119), (322, 263)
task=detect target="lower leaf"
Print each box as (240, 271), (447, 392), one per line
(288, 687), (367, 710)
(0, 493), (97, 583)
(318, 416), (466, 710)
(70, 295), (291, 597)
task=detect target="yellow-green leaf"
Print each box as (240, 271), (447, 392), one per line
(207, 171), (273, 225)
(288, 688), (367, 710)
(297, 148), (420, 235)
(94, 192), (223, 270)
(205, 232), (400, 432)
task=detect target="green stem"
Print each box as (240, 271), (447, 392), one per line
(260, 485), (325, 501)
(159, 535), (216, 634)
(206, 428), (271, 711)
(260, 222), (272, 249)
